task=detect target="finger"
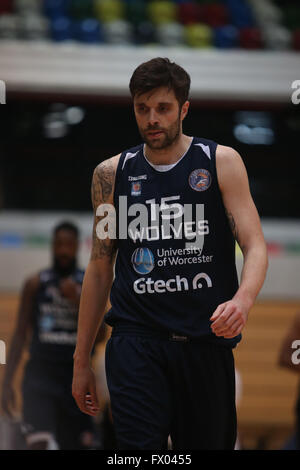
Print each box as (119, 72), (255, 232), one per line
(223, 326), (243, 339)
(88, 387), (99, 411)
(211, 303), (236, 329)
(85, 395), (98, 412)
(85, 395), (92, 405)
(212, 311), (241, 334)
(73, 392), (88, 414)
(84, 391), (99, 416)
(86, 405), (99, 414)
(210, 303), (226, 322)
(221, 320), (244, 338)
(84, 397), (99, 416)
(224, 323), (244, 338)
(211, 303), (236, 326)
(214, 317), (243, 336)
(76, 397), (97, 416)
(86, 403), (99, 413)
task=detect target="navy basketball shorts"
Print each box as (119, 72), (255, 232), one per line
(22, 359), (94, 449)
(105, 326), (237, 450)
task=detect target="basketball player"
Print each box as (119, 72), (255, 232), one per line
(72, 58), (268, 450)
(2, 222), (99, 450)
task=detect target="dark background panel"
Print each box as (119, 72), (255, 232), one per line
(0, 99), (299, 217)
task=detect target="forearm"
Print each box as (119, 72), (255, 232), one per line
(74, 261), (113, 367)
(233, 242), (268, 309)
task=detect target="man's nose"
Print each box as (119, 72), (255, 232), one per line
(148, 109), (159, 127)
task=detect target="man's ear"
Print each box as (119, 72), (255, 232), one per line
(181, 101), (190, 120)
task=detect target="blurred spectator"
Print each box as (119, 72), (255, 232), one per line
(0, 0), (299, 50)
(278, 310), (300, 450)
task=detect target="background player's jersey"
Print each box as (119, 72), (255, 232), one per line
(105, 137), (241, 347)
(29, 267), (84, 363)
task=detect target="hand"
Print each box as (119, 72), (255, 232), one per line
(1, 382), (16, 417)
(60, 278), (80, 305)
(72, 365), (100, 417)
(210, 299), (249, 339)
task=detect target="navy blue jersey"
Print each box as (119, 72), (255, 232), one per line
(29, 267), (84, 363)
(105, 137), (241, 347)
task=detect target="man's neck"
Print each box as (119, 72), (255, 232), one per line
(144, 134), (193, 166)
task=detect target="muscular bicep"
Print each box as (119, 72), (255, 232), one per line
(216, 145), (265, 252)
(90, 155), (120, 264)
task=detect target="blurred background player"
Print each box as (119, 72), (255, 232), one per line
(1, 221), (103, 450)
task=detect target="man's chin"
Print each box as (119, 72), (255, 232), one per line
(144, 137), (169, 150)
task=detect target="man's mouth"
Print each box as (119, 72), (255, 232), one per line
(147, 130), (164, 138)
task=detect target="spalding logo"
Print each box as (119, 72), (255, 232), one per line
(189, 169), (212, 192)
(131, 247), (155, 275)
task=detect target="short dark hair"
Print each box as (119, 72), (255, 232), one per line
(53, 221), (79, 239)
(129, 57), (191, 107)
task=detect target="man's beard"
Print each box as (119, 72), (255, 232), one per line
(53, 256), (77, 277)
(139, 113), (181, 150)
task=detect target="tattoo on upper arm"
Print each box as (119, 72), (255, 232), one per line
(91, 160), (114, 206)
(90, 160), (118, 262)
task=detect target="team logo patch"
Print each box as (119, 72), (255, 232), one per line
(131, 181), (142, 196)
(131, 247), (155, 274)
(189, 169), (212, 192)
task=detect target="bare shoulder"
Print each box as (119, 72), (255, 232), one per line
(90, 154), (121, 262)
(216, 144), (243, 166)
(215, 145), (248, 191)
(94, 154), (120, 175)
(91, 154), (121, 207)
